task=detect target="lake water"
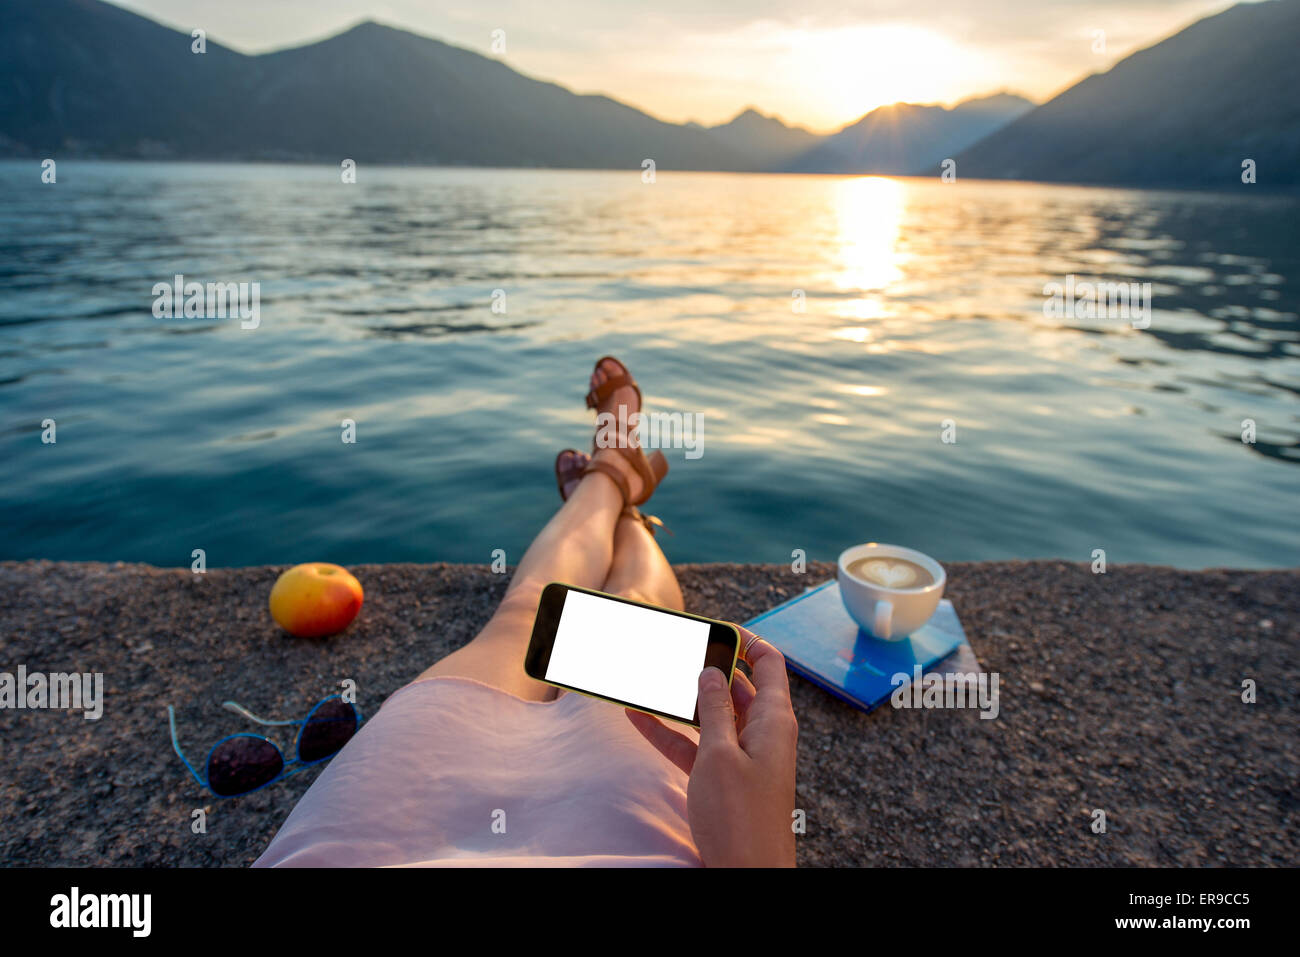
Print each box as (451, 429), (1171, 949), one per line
(1, 161), (1296, 569)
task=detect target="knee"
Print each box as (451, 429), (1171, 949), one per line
(613, 586), (649, 605)
(611, 586), (682, 611)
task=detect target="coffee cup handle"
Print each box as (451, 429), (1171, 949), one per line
(874, 600), (893, 640)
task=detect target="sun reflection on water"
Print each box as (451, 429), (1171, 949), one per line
(832, 176), (905, 293)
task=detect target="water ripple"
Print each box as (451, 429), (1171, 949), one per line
(0, 161), (1296, 568)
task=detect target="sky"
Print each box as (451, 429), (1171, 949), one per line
(109, 0), (1240, 133)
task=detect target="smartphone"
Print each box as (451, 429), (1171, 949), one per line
(524, 582), (740, 728)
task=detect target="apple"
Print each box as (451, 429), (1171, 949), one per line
(269, 563), (363, 638)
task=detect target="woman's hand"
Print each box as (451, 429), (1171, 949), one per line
(626, 625), (798, 867)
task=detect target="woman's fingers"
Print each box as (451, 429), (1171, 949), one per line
(696, 666), (740, 751)
(728, 668), (759, 737)
(624, 708), (698, 775)
(734, 625), (797, 747)
(627, 632), (781, 772)
(735, 626), (792, 707)
(730, 667), (757, 714)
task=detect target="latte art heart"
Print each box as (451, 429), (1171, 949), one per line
(845, 554), (937, 591)
(861, 559), (918, 588)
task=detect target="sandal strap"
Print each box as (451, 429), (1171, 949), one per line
(581, 459), (632, 505)
(622, 507), (672, 537)
(603, 444), (657, 506)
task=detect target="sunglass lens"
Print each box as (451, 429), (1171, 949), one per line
(207, 737), (284, 797)
(298, 698), (358, 762)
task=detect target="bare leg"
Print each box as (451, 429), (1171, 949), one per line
(418, 468), (622, 698)
(420, 361), (651, 699)
(601, 514), (684, 611)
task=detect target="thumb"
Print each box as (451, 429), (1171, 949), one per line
(696, 667), (738, 749)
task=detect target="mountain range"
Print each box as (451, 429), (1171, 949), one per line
(953, 0), (1300, 186)
(2, 0), (1297, 185)
(791, 93), (1033, 174)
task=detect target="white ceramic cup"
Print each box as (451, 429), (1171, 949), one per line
(837, 543), (946, 641)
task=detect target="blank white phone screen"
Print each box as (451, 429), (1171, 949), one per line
(545, 589), (711, 720)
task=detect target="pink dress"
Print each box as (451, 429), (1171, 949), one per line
(253, 676), (703, 867)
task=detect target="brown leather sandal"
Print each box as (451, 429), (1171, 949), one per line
(555, 449), (588, 501)
(555, 449), (670, 536)
(583, 356), (669, 508)
(585, 355), (643, 411)
(551, 358), (670, 538)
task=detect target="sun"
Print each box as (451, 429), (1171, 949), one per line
(790, 24), (982, 127)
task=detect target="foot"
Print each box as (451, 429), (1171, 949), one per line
(556, 449), (590, 501)
(588, 358), (647, 502)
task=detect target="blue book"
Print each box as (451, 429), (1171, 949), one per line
(744, 580), (971, 713)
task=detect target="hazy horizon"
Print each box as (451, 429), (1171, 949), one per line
(105, 0), (1247, 134)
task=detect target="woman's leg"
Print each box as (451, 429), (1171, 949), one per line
(601, 513), (684, 611)
(418, 468), (622, 698)
(420, 362), (651, 699)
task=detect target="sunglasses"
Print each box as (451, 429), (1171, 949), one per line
(167, 695), (362, 798)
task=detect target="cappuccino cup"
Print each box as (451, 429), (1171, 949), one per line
(837, 543), (945, 641)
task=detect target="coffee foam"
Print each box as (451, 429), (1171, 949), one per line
(849, 557), (932, 589)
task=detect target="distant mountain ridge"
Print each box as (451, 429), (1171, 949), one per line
(0, 5), (745, 171)
(5, 0), (1294, 185)
(0, 0), (1032, 175)
(790, 93), (1034, 174)
(953, 0), (1300, 186)
(702, 108), (824, 168)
